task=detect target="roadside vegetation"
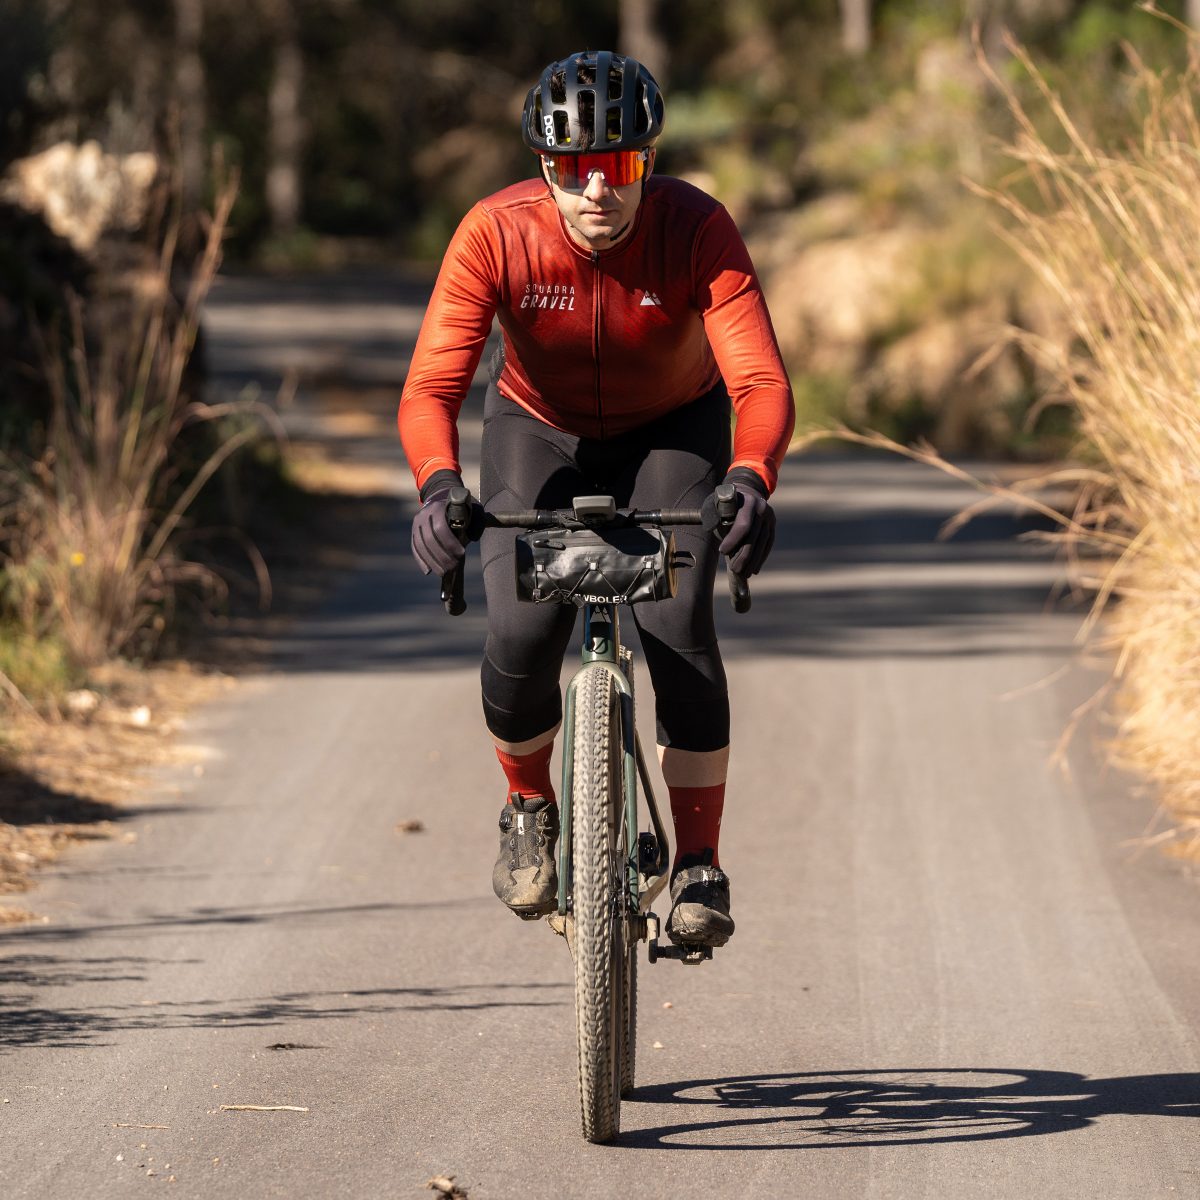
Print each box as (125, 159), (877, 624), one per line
(980, 23), (1200, 852)
(0, 167), (293, 910)
(0, 173), (283, 701)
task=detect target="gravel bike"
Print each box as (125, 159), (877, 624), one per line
(441, 485), (748, 1143)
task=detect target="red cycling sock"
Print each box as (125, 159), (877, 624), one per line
(669, 782), (725, 869)
(494, 742), (556, 806)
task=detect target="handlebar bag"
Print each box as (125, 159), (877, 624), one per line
(515, 526), (683, 606)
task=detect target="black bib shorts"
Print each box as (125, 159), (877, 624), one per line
(478, 381), (732, 754)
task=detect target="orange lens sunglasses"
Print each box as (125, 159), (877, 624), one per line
(545, 149), (649, 191)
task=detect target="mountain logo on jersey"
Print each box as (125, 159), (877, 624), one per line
(520, 282), (576, 311)
(639, 291), (663, 307)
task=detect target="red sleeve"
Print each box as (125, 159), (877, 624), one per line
(693, 205), (795, 493)
(398, 203), (502, 490)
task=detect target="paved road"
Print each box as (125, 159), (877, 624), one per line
(2, 273), (1198, 1199)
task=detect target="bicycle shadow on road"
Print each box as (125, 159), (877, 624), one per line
(623, 1067), (1199, 1149)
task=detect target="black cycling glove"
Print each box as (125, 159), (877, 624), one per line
(703, 467), (776, 577)
(410, 470), (482, 577)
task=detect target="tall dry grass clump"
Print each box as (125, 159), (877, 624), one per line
(0, 175), (278, 690)
(979, 22), (1200, 851)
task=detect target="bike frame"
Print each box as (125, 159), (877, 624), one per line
(557, 602), (670, 920)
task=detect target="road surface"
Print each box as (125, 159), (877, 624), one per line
(1, 272), (1197, 1199)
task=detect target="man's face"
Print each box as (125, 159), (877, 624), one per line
(543, 148), (656, 251)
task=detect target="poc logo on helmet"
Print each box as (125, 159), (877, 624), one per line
(543, 115), (556, 147)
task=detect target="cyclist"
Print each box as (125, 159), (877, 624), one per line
(399, 50), (794, 948)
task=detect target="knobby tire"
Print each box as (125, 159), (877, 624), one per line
(572, 666), (627, 1143)
(621, 939), (637, 1098)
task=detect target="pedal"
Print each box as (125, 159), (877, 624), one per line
(645, 914), (714, 965)
(652, 943), (713, 965)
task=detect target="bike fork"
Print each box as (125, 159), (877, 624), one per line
(559, 604), (639, 916)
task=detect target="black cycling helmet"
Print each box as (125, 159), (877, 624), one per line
(522, 51), (665, 154)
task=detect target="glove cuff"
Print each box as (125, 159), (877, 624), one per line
(420, 469), (464, 504)
(724, 466), (770, 501)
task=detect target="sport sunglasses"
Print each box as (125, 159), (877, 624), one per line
(544, 148), (650, 191)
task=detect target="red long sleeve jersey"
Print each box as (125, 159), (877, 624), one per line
(398, 176), (795, 493)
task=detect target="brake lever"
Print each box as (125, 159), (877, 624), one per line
(714, 483), (752, 614)
(441, 486), (472, 616)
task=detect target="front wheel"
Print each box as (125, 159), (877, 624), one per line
(571, 665), (629, 1143)
(621, 938), (637, 1098)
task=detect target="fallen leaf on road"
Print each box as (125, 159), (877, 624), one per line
(394, 819), (425, 834)
(662, 1001), (673, 1009)
(426, 1176), (468, 1198)
(652, 1041), (664, 1049)
(218, 1105), (309, 1113)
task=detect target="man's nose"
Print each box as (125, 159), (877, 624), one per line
(582, 170), (610, 201)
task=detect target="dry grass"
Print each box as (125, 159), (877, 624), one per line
(968, 17), (1200, 854)
(0, 173), (281, 682)
(798, 20), (1200, 855)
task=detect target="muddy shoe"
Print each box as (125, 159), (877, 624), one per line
(492, 794), (559, 918)
(665, 850), (734, 947)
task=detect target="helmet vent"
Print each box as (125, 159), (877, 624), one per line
(553, 110), (571, 146)
(577, 91), (595, 149)
(634, 95), (648, 135)
(605, 107), (622, 143)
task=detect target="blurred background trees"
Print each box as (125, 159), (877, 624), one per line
(0, 0), (1195, 456)
(2, 0), (1188, 263)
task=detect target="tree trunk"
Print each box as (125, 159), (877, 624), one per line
(266, 0), (303, 237)
(174, 0), (205, 211)
(840, 0), (872, 56)
(619, 0), (668, 87)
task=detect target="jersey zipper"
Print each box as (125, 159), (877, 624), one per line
(591, 250), (603, 437)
